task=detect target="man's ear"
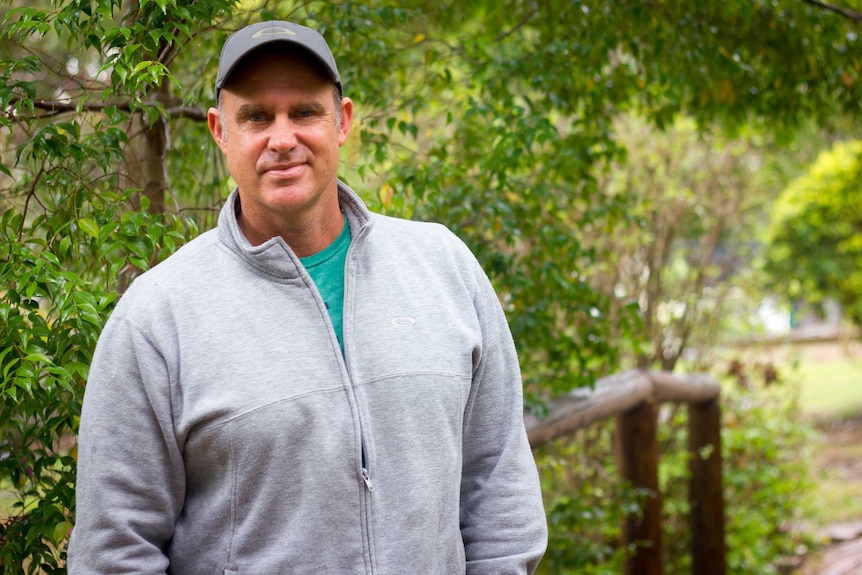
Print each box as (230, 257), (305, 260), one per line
(207, 106), (226, 151)
(337, 97), (354, 147)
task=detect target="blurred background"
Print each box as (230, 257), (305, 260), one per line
(0, 0), (861, 572)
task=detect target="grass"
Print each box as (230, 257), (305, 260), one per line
(793, 356), (862, 419)
(788, 353), (862, 526)
(800, 421), (862, 524)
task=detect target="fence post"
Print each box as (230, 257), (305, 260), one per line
(688, 398), (727, 575)
(617, 399), (663, 575)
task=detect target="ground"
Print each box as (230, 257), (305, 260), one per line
(792, 414), (862, 574)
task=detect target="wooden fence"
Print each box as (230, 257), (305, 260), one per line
(525, 369), (726, 575)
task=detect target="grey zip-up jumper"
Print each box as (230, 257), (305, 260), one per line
(68, 182), (547, 575)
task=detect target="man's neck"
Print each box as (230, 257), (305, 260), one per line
(237, 199), (344, 258)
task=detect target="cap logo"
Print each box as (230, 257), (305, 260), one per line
(252, 27), (297, 38)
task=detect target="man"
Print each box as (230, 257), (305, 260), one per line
(68, 21), (547, 574)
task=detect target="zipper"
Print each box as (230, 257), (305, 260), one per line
(361, 442), (374, 491)
(343, 218), (374, 494)
(340, 216), (376, 573)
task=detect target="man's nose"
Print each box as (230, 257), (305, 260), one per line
(268, 115), (298, 151)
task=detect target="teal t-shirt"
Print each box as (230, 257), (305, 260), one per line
(299, 216), (351, 351)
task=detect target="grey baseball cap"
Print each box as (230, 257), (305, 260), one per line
(215, 21), (342, 97)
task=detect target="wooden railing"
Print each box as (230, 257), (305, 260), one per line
(525, 370), (726, 575)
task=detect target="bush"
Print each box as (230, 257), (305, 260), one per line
(534, 423), (639, 575)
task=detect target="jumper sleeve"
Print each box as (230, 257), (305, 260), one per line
(68, 315), (184, 575)
(460, 262), (548, 575)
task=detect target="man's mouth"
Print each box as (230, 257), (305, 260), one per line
(263, 162), (306, 179)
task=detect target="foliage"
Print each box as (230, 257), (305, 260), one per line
(0, 0), (860, 570)
(0, 191), (191, 572)
(659, 364), (815, 574)
(317, 0), (862, 397)
(762, 139), (862, 328)
(593, 116), (778, 371)
(533, 424), (641, 575)
(722, 373), (816, 572)
(0, 1), (233, 571)
(589, 113), (856, 372)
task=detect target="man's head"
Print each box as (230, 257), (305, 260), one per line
(207, 21), (353, 251)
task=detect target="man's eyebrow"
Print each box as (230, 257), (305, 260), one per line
(294, 101), (328, 114)
(234, 103), (265, 118)
(233, 101), (328, 118)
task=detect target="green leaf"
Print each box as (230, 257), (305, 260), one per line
(78, 218), (100, 238)
(132, 60), (154, 75)
(24, 352), (53, 364)
(53, 521), (72, 544)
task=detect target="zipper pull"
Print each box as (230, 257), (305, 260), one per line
(361, 467), (374, 491)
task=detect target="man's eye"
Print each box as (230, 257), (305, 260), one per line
(250, 113), (267, 122)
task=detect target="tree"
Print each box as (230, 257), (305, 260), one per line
(1, 0), (862, 570)
(0, 1), (235, 570)
(762, 139), (862, 328)
(587, 116), (775, 371)
(340, 0), (862, 399)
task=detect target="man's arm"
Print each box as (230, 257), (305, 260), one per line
(68, 315), (184, 574)
(460, 263), (548, 575)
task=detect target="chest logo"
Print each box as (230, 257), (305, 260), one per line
(391, 317), (416, 327)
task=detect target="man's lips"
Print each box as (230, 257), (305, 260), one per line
(261, 162), (306, 179)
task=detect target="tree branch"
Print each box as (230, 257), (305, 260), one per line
(801, 0), (862, 23)
(496, 0), (539, 42)
(10, 97), (208, 122)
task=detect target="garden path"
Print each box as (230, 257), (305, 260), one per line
(793, 416), (862, 575)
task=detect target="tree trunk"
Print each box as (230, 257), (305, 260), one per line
(118, 81), (171, 292)
(123, 101), (169, 214)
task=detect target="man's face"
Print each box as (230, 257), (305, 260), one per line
(208, 50), (352, 245)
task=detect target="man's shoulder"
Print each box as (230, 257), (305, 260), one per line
(369, 212), (465, 247)
(367, 213), (480, 273)
(142, 228), (219, 279)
